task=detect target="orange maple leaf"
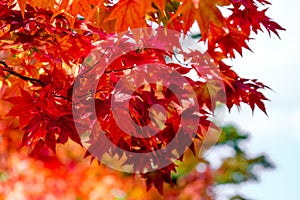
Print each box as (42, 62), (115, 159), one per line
(170, 0), (230, 39)
(17, 0), (27, 18)
(104, 0), (149, 33)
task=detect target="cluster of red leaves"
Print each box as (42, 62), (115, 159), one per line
(0, 0), (284, 195)
(72, 39), (218, 193)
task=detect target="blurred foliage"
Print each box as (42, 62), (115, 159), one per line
(168, 125), (275, 200)
(215, 125), (274, 186)
(0, 119), (274, 199)
(230, 195), (248, 200)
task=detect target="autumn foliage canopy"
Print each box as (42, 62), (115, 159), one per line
(0, 0), (284, 198)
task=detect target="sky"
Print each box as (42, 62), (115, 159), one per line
(210, 0), (300, 199)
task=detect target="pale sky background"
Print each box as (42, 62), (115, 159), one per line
(211, 0), (300, 199)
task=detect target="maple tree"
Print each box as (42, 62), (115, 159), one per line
(0, 0), (284, 197)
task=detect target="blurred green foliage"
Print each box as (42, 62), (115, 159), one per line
(172, 125), (274, 199)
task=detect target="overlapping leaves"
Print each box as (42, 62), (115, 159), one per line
(0, 0), (284, 195)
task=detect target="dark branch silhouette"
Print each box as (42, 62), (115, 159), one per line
(0, 61), (46, 86)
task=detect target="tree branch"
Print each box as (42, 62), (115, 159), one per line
(0, 61), (46, 86)
(104, 65), (137, 74)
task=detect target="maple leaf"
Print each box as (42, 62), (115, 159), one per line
(258, 9), (286, 38)
(169, 0), (197, 33)
(142, 163), (177, 194)
(170, 0), (230, 39)
(17, 0), (26, 18)
(104, 0), (148, 33)
(208, 24), (251, 57)
(228, 5), (285, 38)
(69, 0), (102, 22)
(0, 0), (285, 196)
(6, 88), (36, 128)
(220, 64), (269, 114)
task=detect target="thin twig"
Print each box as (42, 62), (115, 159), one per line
(79, 47), (111, 78)
(0, 61), (46, 86)
(104, 65), (137, 74)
